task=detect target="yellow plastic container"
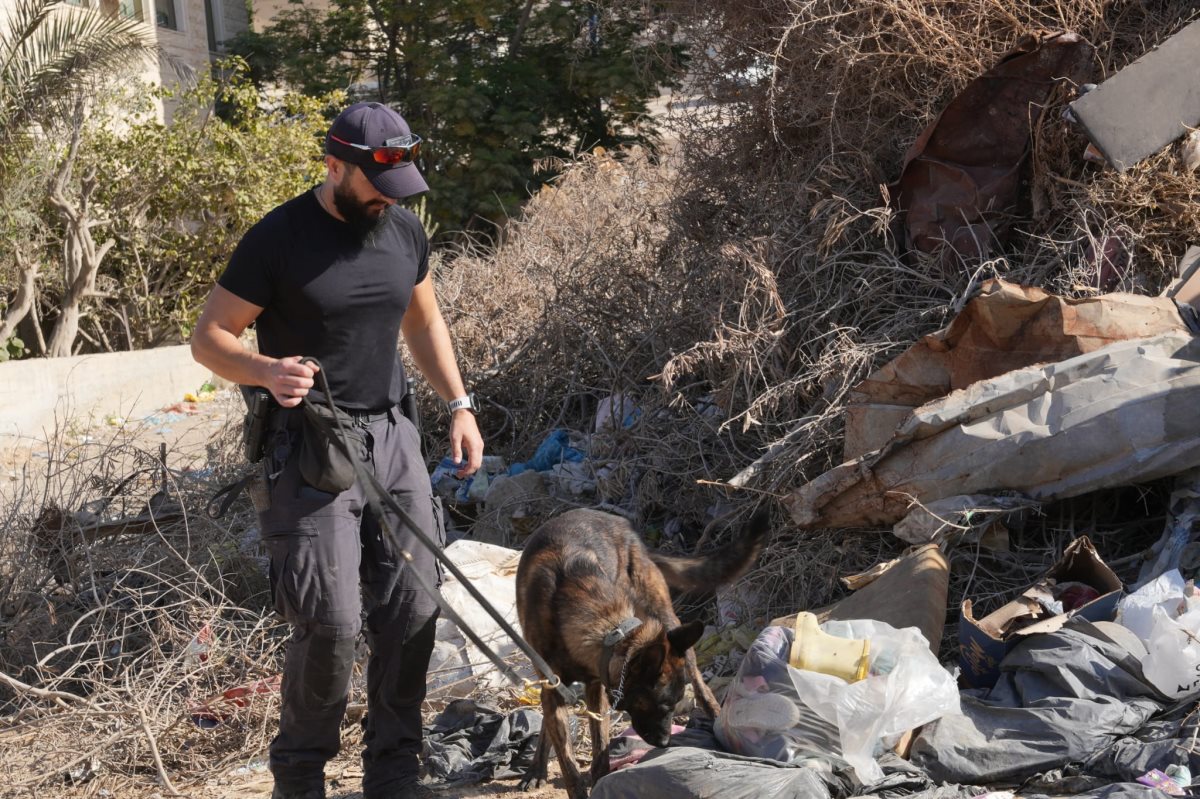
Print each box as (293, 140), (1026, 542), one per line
(789, 612), (870, 683)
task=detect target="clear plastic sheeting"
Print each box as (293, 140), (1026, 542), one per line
(716, 621), (960, 784)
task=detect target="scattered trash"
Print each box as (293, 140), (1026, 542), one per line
(960, 537), (1122, 689)
(428, 540), (530, 697)
(912, 621), (1169, 785)
(717, 620), (960, 784)
(894, 33), (1093, 264)
(508, 429), (585, 476)
(843, 279), (1192, 461)
(892, 495), (1037, 547)
(609, 725), (688, 772)
(789, 612), (869, 683)
(1137, 769), (1186, 796)
(1135, 470), (1200, 585)
(1117, 570), (1200, 699)
(422, 699), (542, 786)
(474, 470), (551, 544)
(595, 393), (640, 433)
(1165, 245), (1200, 319)
(183, 622), (214, 670)
(1183, 130), (1200, 173)
(812, 543), (948, 659)
(791, 329), (1200, 530)
(190, 674), (282, 725)
(64, 756), (101, 784)
(1069, 21), (1200, 171)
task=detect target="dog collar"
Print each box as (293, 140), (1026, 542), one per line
(603, 617), (643, 648)
(600, 617), (641, 711)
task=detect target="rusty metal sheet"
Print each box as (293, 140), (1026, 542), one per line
(894, 33), (1093, 264)
(844, 279), (1190, 460)
(789, 330), (1200, 531)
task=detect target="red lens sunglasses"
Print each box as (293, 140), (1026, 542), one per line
(329, 132), (423, 164)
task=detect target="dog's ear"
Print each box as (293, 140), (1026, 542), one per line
(666, 620), (705, 655)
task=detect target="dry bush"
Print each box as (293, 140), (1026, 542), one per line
(0, 407), (298, 795)
(438, 0), (1200, 627)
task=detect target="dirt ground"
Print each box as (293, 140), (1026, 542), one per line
(204, 749), (567, 799)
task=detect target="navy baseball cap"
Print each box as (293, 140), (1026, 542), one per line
(325, 101), (429, 199)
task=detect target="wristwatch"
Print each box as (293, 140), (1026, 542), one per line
(447, 393), (480, 414)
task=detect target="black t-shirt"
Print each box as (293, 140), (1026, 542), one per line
(218, 188), (429, 410)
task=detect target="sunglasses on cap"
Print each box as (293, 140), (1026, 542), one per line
(328, 132), (423, 165)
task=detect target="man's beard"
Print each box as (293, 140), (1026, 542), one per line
(331, 182), (389, 238)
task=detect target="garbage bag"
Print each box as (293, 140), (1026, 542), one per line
(1118, 570), (1200, 699)
(716, 621), (960, 784)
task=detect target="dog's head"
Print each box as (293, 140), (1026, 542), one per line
(615, 620), (706, 747)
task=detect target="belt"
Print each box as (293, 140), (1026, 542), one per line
(344, 407), (395, 425)
(272, 404), (396, 429)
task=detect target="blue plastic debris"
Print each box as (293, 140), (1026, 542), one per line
(509, 430), (585, 476)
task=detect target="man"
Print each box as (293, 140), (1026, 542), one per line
(191, 101), (483, 799)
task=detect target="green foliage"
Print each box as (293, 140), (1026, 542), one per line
(0, 335), (29, 362)
(82, 61), (338, 346)
(228, 0), (685, 236)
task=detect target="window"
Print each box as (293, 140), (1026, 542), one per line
(68, 0), (141, 21)
(155, 0), (179, 30)
(118, 0), (142, 20)
(204, 0), (221, 52)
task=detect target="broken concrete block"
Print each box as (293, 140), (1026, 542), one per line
(1070, 21), (1200, 171)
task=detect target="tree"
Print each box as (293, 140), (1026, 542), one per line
(228, 0), (685, 236)
(0, 0), (162, 355)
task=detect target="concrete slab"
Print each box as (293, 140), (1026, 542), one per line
(0, 345), (213, 439)
(1070, 21), (1200, 171)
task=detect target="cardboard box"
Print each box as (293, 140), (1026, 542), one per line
(959, 536), (1123, 688)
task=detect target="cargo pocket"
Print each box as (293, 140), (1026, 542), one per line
(259, 429), (340, 539)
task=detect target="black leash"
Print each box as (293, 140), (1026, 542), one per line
(299, 358), (582, 706)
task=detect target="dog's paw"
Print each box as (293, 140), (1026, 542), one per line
(518, 775), (548, 792)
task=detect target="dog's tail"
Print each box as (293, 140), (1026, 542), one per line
(649, 508), (770, 591)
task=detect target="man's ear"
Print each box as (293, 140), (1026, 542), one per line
(666, 620), (705, 655)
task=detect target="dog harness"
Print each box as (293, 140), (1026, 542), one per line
(600, 616), (642, 709)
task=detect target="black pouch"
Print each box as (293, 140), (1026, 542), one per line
(240, 386), (275, 463)
(297, 401), (367, 494)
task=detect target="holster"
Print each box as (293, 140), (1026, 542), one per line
(241, 386), (276, 463)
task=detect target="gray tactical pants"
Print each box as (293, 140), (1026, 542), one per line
(258, 407), (443, 798)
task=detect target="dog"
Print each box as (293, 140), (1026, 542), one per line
(515, 508), (769, 798)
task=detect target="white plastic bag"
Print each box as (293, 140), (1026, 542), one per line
(716, 620), (961, 784)
(1117, 570), (1188, 641)
(1117, 569), (1200, 699)
(429, 540), (531, 696)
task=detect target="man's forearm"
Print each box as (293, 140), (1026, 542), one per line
(192, 326), (272, 388)
(403, 316), (468, 402)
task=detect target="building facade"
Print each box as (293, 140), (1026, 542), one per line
(0, 0), (251, 120)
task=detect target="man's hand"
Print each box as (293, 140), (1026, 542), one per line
(264, 356), (319, 408)
(450, 410), (484, 478)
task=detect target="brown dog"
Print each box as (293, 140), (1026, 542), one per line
(515, 508), (769, 798)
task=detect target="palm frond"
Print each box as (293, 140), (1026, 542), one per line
(1, 0), (158, 137)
